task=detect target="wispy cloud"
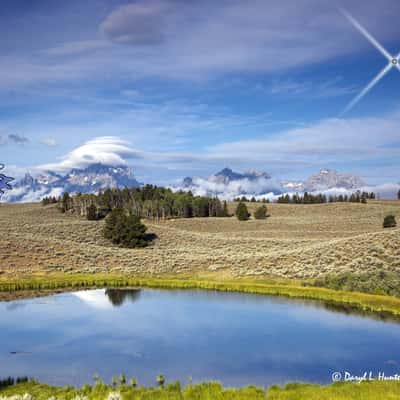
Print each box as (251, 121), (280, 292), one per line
(0, 133), (30, 145)
(2, 0), (400, 88)
(31, 107), (400, 184)
(269, 77), (358, 98)
(42, 40), (110, 57)
(40, 137), (57, 147)
(208, 110), (400, 164)
(100, 2), (169, 45)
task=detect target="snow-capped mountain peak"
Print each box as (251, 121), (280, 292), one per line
(281, 169), (365, 192)
(177, 167), (281, 199)
(3, 163), (141, 203)
(304, 169), (365, 191)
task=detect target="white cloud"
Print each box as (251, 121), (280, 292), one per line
(18, 107), (400, 185)
(208, 110), (400, 164)
(2, 0), (400, 87)
(42, 40), (110, 57)
(40, 137), (57, 147)
(73, 289), (112, 310)
(38, 136), (142, 172)
(100, 2), (169, 45)
(0, 134), (30, 145)
(1, 186), (63, 203)
(175, 176), (282, 200)
(269, 77), (357, 98)
(282, 184), (400, 200)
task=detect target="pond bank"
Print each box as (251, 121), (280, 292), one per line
(1, 274), (400, 319)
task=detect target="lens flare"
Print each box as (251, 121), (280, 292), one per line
(340, 8), (400, 115)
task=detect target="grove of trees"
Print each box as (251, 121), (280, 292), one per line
(276, 191), (375, 204)
(55, 185), (231, 221)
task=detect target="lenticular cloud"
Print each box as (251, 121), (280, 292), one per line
(38, 136), (141, 172)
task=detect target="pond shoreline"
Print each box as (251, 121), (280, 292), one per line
(1, 274), (400, 319)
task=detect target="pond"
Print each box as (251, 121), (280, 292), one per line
(1, 288), (400, 387)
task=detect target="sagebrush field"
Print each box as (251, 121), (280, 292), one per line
(0, 201), (399, 281)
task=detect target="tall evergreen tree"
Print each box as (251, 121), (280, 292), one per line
(60, 192), (71, 212)
(86, 204), (98, 220)
(221, 201), (230, 217)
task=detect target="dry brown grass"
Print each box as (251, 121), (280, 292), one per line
(0, 201), (399, 280)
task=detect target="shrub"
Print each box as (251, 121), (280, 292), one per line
(383, 215), (397, 228)
(313, 270), (400, 297)
(157, 374), (165, 387)
(129, 377), (137, 388)
(254, 205), (268, 220)
(235, 202), (250, 221)
(103, 209), (150, 248)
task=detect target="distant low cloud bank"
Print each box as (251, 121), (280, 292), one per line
(173, 168), (400, 200)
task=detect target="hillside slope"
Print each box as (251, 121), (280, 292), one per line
(0, 201), (399, 280)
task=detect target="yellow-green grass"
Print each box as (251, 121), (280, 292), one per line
(268, 381), (400, 400)
(2, 274), (400, 318)
(0, 201), (399, 281)
(1, 380), (400, 400)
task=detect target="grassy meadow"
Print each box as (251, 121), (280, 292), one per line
(0, 200), (399, 281)
(1, 380), (400, 400)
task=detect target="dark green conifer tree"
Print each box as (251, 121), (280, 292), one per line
(86, 204), (98, 220)
(383, 215), (397, 228)
(235, 202), (250, 221)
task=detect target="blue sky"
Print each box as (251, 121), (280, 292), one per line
(1, 0), (400, 185)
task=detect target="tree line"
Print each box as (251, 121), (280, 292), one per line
(44, 185), (231, 221)
(276, 191), (376, 204)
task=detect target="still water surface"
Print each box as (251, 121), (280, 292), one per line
(1, 288), (400, 387)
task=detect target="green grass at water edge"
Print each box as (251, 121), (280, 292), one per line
(1, 274), (400, 318)
(2, 380), (400, 400)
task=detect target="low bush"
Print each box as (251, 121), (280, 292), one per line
(314, 270), (400, 297)
(383, 215), (397, 228)
(254, 205), (268, 220)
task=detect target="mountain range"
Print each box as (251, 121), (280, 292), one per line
(2, 164), (397, 203)
(3, 163), (140, 203)
(179, 167), (367, 199)
(281, 169), (366, 193)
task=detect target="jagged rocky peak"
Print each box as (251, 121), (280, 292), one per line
(3, 163), (141, 203)
(213, 167), (271, 182)
(304, 169), (365, 191)
(215, 168), (245, 181)
(15, 173), (36, 187)
(63, 163), (139, 190)
(243, 169), (271, 180)
(36, 170), (63, 186)
(182, 176), (193, 188)
(177, 167), (281, 198)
